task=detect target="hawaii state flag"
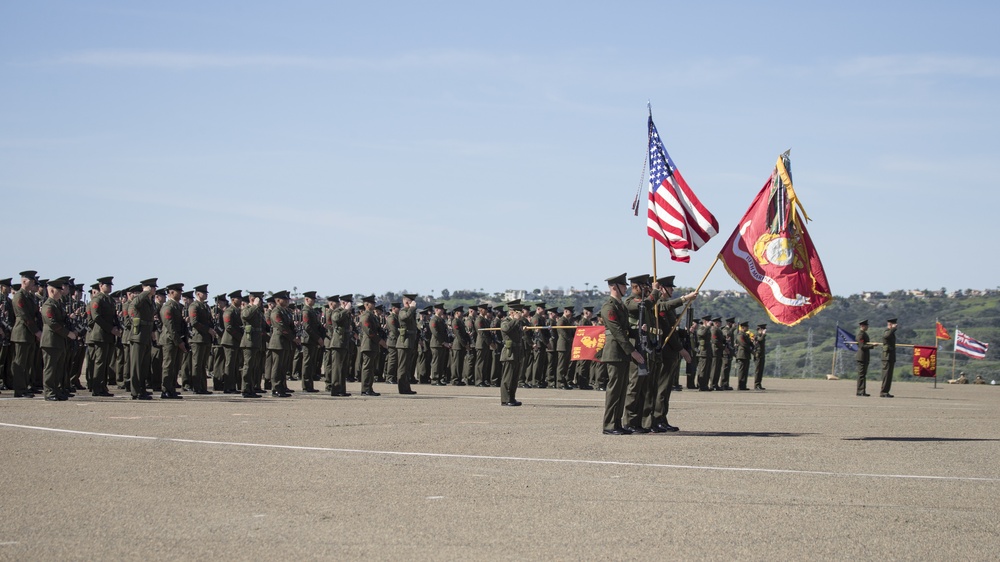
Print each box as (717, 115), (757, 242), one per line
(644, 113), (718, 262)
(913, 345), (938, 377)
(936, 322), (951, 340)
(571, 326), (606, 361)
(719, 151), (832, 326)
(955, 329), (989, 359)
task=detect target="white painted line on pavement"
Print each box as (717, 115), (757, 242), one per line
(1, 421), (997, 483)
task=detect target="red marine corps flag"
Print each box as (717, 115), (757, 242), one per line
(719, 151), (832, 326)
(912, 345), (938, 377)
(571, 326), (606, 361)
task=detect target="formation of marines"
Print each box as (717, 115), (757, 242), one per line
(1, 271), (775, 434)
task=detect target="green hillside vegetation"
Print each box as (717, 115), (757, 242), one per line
(400, 287), (999, 383)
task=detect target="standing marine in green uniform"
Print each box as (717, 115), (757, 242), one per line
(601, 274), (646, 434)
(623, 274), (656, 432)
(499, 303), (524, 406)
(719, 317), (736, 391)
(239, 291), (266, 398)
(86, 276), (120, 397)
(357, 295), (385, 396)
(734, 321), (751, 390)
(695, 315), (713, 391)
(220, 291), (244, 394)
(752, 324), (767, 390)
(645, 275), (696, 432)
(40, 278), (77, 400)
(158, 283), (187, 399)
(325, 294), (353, 397)
(709, 317), (724, 391)
(127, 278), (158, 400)
(393, 294), (418, 395)
(187, 284), (217, 395)
(555, 306), (575, 389)
(449, 306), (469, 386)
(298, 291), (323, 393)
(9, 271), (43, 398)
(473, 304), (493, 387)
(880, 318), (897, 398)
(855, 319), (873, 396)
(429, 303), (450, 385)
(266, 290), (297, 397)
(384, 302), (401, 385)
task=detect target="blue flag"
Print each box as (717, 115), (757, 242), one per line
(835, 326), (858, 351)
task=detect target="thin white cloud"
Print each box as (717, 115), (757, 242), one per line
(47, 49), (526, 72)
(837, 55), (1000, 79)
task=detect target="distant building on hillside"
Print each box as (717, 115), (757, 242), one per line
(504, 290), (527, 302)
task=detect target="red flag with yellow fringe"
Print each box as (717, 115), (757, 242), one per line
(935, 322), (950, 340)
(571, 326), (606, 361)
(719, 151), (832, 326)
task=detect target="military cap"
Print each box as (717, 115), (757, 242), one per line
(325, 295), (338, 302)
(547, 307), (558, 313)
(19, 270), (38, 281)
(340, 294), (354, 302)
(89, 282), (100, 290)
(51, 276), (71, 284)
(701, 314), (712, 321)
(391, 302), (402, 309)
(12, 283), (21, 291)
(433, 303), (445, 310)
(38, 279), (49, 286)
(302, 291), (317, 299)
(563, 306), (575, 312)
(421, 306), (433, 313)
(74, 283), (84, 291)
(375, 304), (385, 311)
(109, 290), (120, 298)
(887, 318), (898, 323)
(140, 278), (158, 287)
(477, 303), (491, 310)
(215, 294), (227, 302)
(506, 299), (521, 306)
(228, 290), (243, 299)
(0, 278), (11, 287)
(628, 274), (650, 285)
(605, 273), (627, 285)
(48, 278), (66, 289)
(859, 319), (868, 326)
(272, 290), (290, 300)
(757, 323), (767, 329)
(583, 306), (594, 312)
(493, 305), (505, 312)
(96, 276), (114, 285)
(128, 285), (143, 293)
(181, 290), (194, 299)
(739, 321), (749, 328)
(361, 294), (376, 304)
(534, 302), (546, 309)
(155, 288), (167, 297)
(712, 317), (722, 322)
(509, 304), (525, 311)
(656, 275), (676, 288)
(165, 283), (184, 292)
(403, 293), (418, 300)
(452, 306), (464, 313)
(193, 284), (209, 294)
(265, 296), (276, 304)
(249, 291), (264, 298)
(726, 317), (735, 323)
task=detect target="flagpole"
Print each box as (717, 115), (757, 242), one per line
(666, 255), (720, 340)
(952, 325), (958, 379)
(933, 318), (939, 389)
(831, 323), (838, 377)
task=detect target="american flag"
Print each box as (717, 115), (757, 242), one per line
(646, 115), (718, 262)
(955, 329), (989, 359)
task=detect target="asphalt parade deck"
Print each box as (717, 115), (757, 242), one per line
(2, 378), (998, 561)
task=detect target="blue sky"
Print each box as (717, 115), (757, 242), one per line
(3, 1), (998, 298)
